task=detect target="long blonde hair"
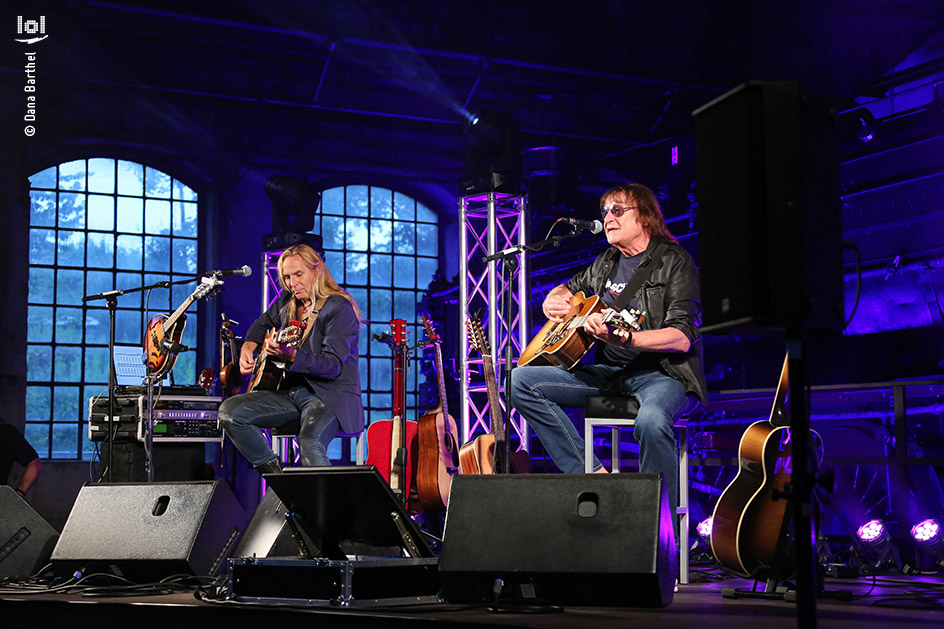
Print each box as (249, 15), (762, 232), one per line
(277, 244), (363, 323)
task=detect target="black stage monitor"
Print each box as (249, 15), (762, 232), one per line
(262, 466), (435, 561)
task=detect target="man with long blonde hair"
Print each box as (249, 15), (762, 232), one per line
(219, 244), (364, 474)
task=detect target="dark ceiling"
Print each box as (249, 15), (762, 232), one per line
(9, 0), (943, 166)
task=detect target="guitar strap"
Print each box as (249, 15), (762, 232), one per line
(299, 296), (328, 344)
(610, 240), (668, 312)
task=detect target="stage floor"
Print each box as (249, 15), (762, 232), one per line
(2, 570), (943, 628)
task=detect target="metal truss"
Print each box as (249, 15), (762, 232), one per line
(458, 192), (530, 449)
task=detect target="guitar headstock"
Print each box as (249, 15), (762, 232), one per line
(221, 313), (239, 341)
(195, 275), (224, 300)
(198, 367), (217, 393)
(421, 314), (440, 344)
(391, 318), (408, 346)
(466, 312), (491, 357)
(280, 319), (307, 347)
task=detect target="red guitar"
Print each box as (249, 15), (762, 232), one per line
(459, 313), (529, 475)
(416, 315), (460, 512)
(365, 320), (420, 510)
(144, 276), (222, 378)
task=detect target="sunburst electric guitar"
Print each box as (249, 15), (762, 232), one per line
(145, 276), (222, 378)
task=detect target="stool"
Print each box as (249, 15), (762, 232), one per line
(583, 395), (690, 585)
(270, 420), (364, 466)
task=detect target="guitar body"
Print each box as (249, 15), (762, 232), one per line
(711, 421), (793, 576)
(518, 292), (602, 369)
(416, 411), (460, 511)
(246, 324), (304, 393)
(144, 313), (186, 378)
(365, 417), (419, 508)
(458, 434), (530, 475)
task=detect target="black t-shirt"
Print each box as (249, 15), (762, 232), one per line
(597, 251), (651, 367)
(0, 424), (39, 485)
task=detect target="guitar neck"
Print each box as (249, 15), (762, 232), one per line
(162, 294), (197, 334)
(481, 354), (505, 442)
(432, 341), (450, 425)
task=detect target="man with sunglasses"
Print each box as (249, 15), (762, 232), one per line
(510, 183), (707, 508)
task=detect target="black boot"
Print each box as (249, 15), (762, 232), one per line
(256, 458), (282, 476)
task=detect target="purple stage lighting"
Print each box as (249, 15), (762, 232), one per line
(857, 519), (886, 543)
(911, 519), (942, 543)
(697, 516), (713, 539)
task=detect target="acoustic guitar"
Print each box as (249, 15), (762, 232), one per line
(518, 291), (644, 369)
(365, 319), (420, 510)
(416, 315), (461, 512)
(459, 312), (529, 475)
(145, 275), (222, 378)
(218, 313), (243, 397)
(245, 320), (306, 393)
(710, 355), (823, 577)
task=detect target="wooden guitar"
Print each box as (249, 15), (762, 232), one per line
(245, 320), (306, 393)
(365, 320), (420, 510)
(459, 313), (530, 475)
(416, 315), (461, 512)
(145, 275), (222, 378)
(218, 313), (243, 397)
(518, 291), (644, 369)
(710, 355), (823, 577)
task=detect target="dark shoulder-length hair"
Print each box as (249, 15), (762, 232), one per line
(600, 183), (678, 245)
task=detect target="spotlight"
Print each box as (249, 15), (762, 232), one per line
(459, 109), (522, 195)
(856, 519), (886, 543)
(911, 518), (944, 560)
(264, 175), (320, 234)
(697, 516), (713, 540)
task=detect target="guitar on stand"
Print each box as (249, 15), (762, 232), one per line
(144, 275), (223, 378)
(218, 313), (244, 398)
(460, 312), (530, 475)
(366, 319), (420, 512)
(416, 315), (460, 513)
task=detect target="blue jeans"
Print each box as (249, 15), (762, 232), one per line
(218, 385), (340, 467)
(509, 364), (696, 505)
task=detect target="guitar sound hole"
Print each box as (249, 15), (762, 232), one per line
(576, 492), (599, 517)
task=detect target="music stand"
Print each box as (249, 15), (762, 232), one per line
(262, 466), (435, 560)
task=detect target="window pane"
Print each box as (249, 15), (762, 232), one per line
(144, 236), (171, 272)
(322, 187), (344, 215)
(346, 252), (367, 285)
(393, 256), (414, 288)
(54, 386), (81, 423)
(371, 187), (392, 219)
(173, 201), (198, 237)
(347, 185), (369, 217)
(370, 219), (392, 253)
(417, 224), (437, 256)
(370, 254), (392, 286)
(57, 230), (85, 267)
(27, 344), (52, 381)
(117, 196), (144, 232)
(116, 234), (143, 269)
(29, 267), (54, 303)
(29, 228), (55, 265)
(29, 166), (56, 189)
(55, 307), (84, 343)
(87, 158), (115, 194)
(59, 160), (86, 191)
(370, 358), (391, 390)
(56, 269), (84, 306)
(145, 199), (171, 234)
(51, 424), (76, 459)
(322, 215), (344, 249)
(85, 346), (110, 383)
(116, 272), (143, 308)
(25, 424), (50, 458)
(85, 309), (110, 345)
(54, 346), (82, 382)
(394, 290), (416, 322)
(117, 160), (144, 196)
(394, 221), (415, 254)
(369, 287), (391, 322)
(87, 194), (115, 231)
(417, 202), (436, 222)
(145, 167), (172, 198)
(116, 309), (142, 345)
(417, 257), (438, 290)
(30, 190), (57, 227)
(87, 232), (115, 267)
(171, 280), (197, 312)
(173, 238), (197, 273)
(26, 387), (51, 421)
(59, 192), (86, 229)
(172, 180), (197, 201)
(346, 218), (368, 251)
(27, 306), (53, 342)
(393, 191), (415, 220)
(86, 270), (113, 296)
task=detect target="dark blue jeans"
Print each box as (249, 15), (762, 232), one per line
(218, 385), (340, 467)
(509, 364), (696, 505)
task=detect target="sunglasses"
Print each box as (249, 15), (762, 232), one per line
(601, 204), (638, 219)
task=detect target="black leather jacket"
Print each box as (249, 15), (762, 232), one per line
(564, 239), (708, 404)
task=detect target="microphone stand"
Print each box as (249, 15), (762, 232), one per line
(482, 226), (592, 472)
(83, 274), (206, 482)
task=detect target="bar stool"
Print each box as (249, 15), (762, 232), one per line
(583, 395), (690, 584)
(270, 420), (364, 466)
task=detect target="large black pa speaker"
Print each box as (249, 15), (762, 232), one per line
(0, 486), (59, 579)
(50, 480), (248, 582)
(439, 474), (676, 607)
(231, 487), (302, 559)
(694, 81), (844, 334)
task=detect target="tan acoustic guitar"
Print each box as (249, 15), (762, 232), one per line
(245, 321), (306, 393)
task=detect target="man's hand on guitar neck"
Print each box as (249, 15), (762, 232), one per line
(585, 309), (632, 348)
(542, 285), (574, 322)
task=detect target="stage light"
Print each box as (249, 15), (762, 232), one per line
(911, 518), (941, 543)
(856, 519), (886, 543)
(264, 175), (320, 235)
(459, 109), (521, 195)
(697, 516), (713, 540)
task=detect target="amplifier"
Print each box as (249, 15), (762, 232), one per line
(88, 394), (223, 443)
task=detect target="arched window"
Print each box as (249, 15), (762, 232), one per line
(27, 158), (199, 460)
(314, 185), (439, 439)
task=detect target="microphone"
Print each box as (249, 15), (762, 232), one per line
(207, 265), (252, 278)
(558, 217), (603, 234)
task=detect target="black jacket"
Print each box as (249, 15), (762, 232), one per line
(564, 240), (708, 404)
